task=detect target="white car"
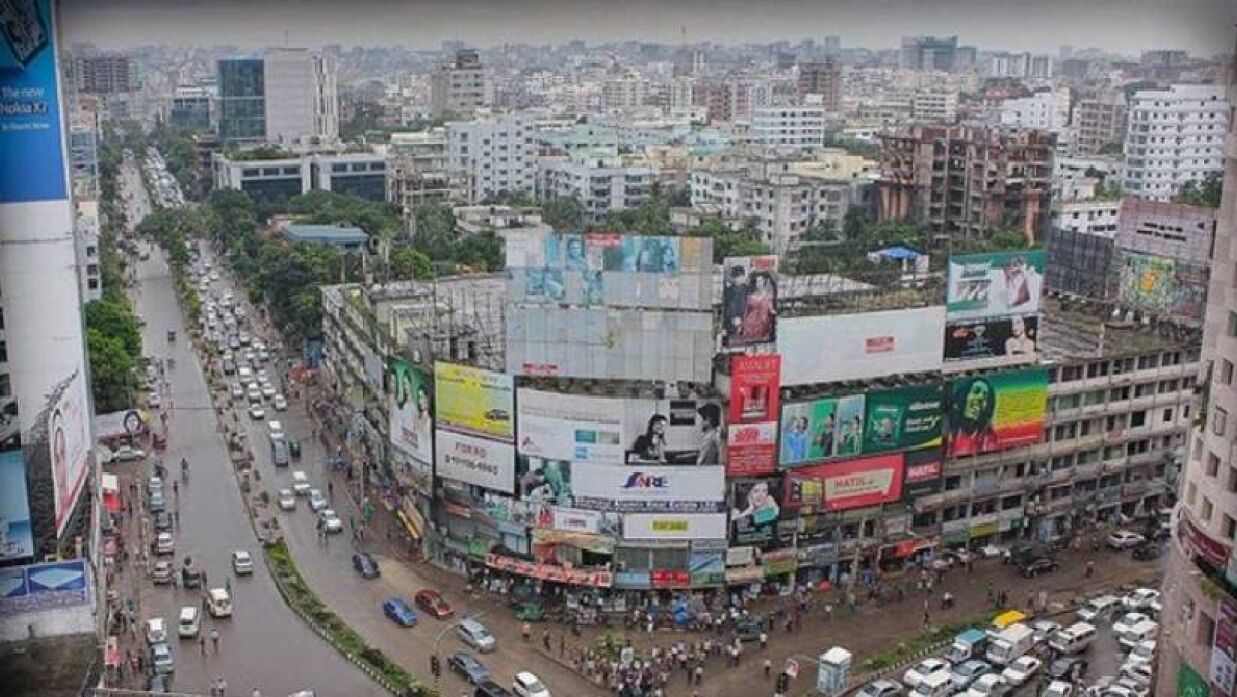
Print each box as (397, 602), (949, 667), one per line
(230, 383), (244, 399)
(1043, 681), (1074, 697)
(261, 384), (277, 400)
(966, 674), (1009, 697)
(1107, 530), (1146, 550)
(231, 550), (254, 575)
(111, 445), (146, 462)
(1030, 619), (1061, 644)
(318, 509), (343, 534)
(1123, 588), (1161, 612)
(1120, 662), (1153, 687)
(291, 471), (311, 495)
(268, 420), (284, 440)
(903, 658), (950, 688)
(155, 532), (175, 555)
(248, 404), (266, 420)
(246, 386), (262, 403)
(273, 394), (288, 411)
(308, 489), (328, 512)
(1125, 640), (1156, 666)
(1000, 656), (1041, 686)
(513, 672), (550, 697)
(277, 489), (296, 511)
(1113, 612), (1153, 637)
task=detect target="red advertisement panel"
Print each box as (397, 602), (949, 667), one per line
(783, 453), (904, 512)
(727, 354), (781, 476)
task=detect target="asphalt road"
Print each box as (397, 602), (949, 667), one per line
(126, 170), (386, 696)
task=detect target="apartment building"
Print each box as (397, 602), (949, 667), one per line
(602, 72), (649, 111)
(446, 113), (536, 203)
(1156, 42), (1237, 697)
(262, 48), (339, 146)
(1122, 83), (1229, 201)
(749, 104), (826, 151)
(75, 201), (102, 303)
(387, 129), (463, 230)
(536, 149), (656, 223)
(1054, 199), (1121, 237)
(878, 124), (1056, 243)
(1072, 91), (1128, 156)
(170, 85), (213, 130)
(797, 59), (842, 112)
(430, 49), (492, 118)
(1000, 89), (1070, 130)
(71, 53), (140, 95)
(900, 35), (958, 72)
(912, 88), (959, 123)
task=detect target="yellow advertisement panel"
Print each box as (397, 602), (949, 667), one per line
(434, 362), (515, 441)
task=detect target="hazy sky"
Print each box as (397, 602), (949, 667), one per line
(61, 0), (1236, 55)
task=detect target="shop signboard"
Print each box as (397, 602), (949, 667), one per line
(571, 464), (725, 512)
(945, 367), (1048, 457)
(650, 569), (691, 589)
(614, 570), (652, 589)
(1211, 597), (1237, 694)
(861, 385), (944, 455)
(725, 565), (765, 584)
(435, 430), (516, 493)
(1178, 664), (1208, 697)
(726, 546), (756, 566)
(784, 454), (904, 512)
(780, 394), (867, 466)
(485, 553), (613, 588)
(0, 0), (67, 204)
(721, 255), (779, 347)
(623, 513), (727, 540)
(1178, 514), (1231, 570)
(434, 362), (514, 442)
(689, 550), (726, 586)
(727, 354), (781, 476)
(903, 448), (944, 496)
(946, 250), (1046, 321)
(762, 548), (798, 576)
(778, 307), (945, 386)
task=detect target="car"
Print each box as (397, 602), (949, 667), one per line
(382, 596), (417, 627)
(1131, 542), (1162, 561)
(1123, 588), (1161, 612)
(112, 444), (146, 462)
(1021, 556), (1059, 578)
(449, 651), (490, 684)
(950, 660), (992, 689)
(965, 674), (1010, 697)
(1030, 619), (1061, 644)
(152, 510), (173, 532)
(246, 386), (262, 403)
(414, 589), (455, 619)
(856, 679), (904, 697)
(946, 548), (975, 565)
(268, 420), (284, 440)
(231, 550), (254, 575)
(261, 384), (277, 400)
(978, 543), (1006, 559)
(248, 404), (265, 420)
(1125, 640), (1156, 666)
(353, 552), (380, 579)
(457, 618), (497, 653)
(154, 532), (175, 555)
(903, 658), (950, 688)
(229, 383), (244, 399)
(291, 471), (311, 495)
(1107, 530), (1146, 550)
(1043, 681), (1074, 697)
(512, 671), (551, 697)
(277, 489), (296, 511)
(1048, 656), (1088, 681)
(1077, 595), (1122, 623)
(1120, 662), (1153, 687)
(1000, 656), (1041, 686)
(273, 394), (288, 411)
(318, 509), (343, 534)
(1113, 612), (1153, 638)
(152, 561), (174, 585)
(149, 641), (174, 674)
(148, 490), (166, 513)
(308, 489), (328, 511)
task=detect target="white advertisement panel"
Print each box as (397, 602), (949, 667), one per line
(570, 463), (725, 512)
(516, 391), (626, 463)
(778, 307), (945, 386)
(551, 507), (607, 534)
(623, 513), (727, 541)
(435, 429), (516, 493)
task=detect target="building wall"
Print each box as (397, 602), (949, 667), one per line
(447, 114), (535, 203)
(1123, 84), (1229, 201)
(217, 58), (266, 143)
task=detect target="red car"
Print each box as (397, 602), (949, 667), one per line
(414, 589), (454, 619)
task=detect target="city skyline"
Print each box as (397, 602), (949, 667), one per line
(63, 0), (1237, 55)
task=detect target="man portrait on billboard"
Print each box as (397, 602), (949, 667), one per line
(732, 479), (779, 527)
(722, 263), (750, 342)
(636, 236), (679, 273)
(695, 403), (722, 465)
(564, 234), (586, 270)
(781, 415), (809, 463)
(947, 377), (1000, 456)
(1005, 315), (1037, 356)
(813, 412), (836, 459)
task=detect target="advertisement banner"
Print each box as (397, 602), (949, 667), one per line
(0, 0), (67, 204)
(944, 316), (1039, 365)
(722, 255), (779, 347)
(780, 394), (867, 467)
(571, 463), (725, 512)
(778, 307), (946, 386)
(51, 371), (90, 537)
(862, 385), (944, 455)
(946, 250), (1046, 321)
(903, 448), (944, 496)
(945, 367), (1048, 456)
(1178, 664), (1208, 697)
(550, 507), (620, 536)
(516, 388), (724, 466)
(388, 358), (433, 467)
(1211, 597), (1237, 694)
(435, 430), (516, 493)
(689, 551), (726, 586)
(0, 559), (90, 616)
(730, 478), (782, 546)
(516, 457), (574, 506)
(485, 553), (613, 588)
(1117, 251), (1206, 320)
(434, 362), (514, 442)
(623, 513), (727, 540)
(0, 451), (34, 561)
(784, 454), (905, 511)
(728, 354), (781, 476)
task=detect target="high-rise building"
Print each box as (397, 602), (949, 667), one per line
(797, 59), (841, 112)
(217, 57), (266, 143)
(387, 129), (464, 232)
(262, 48), (339, 146)
(1073, 90), (1128, 156)
(430, 49), (492, 119)
(447, 113), (536, 203)
(911, 88), (960, 123)
(71, 53), (139, 94)
(602, 72), (648, 110)
(1000, 90), (1070, 130)
(1122, 84), (1229, 201)
(900, 35), (958, 72)
(1156, 41), (1237, 697)
(170, 85), (213, 130)
(536, 149), (656, 223)
(749, 104), (826, 151)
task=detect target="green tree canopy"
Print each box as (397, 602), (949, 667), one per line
(85, 299), (142, 357)
(542, 197), (585, 232)
(86, 328), (135, 412)
(1174, 173), (1223, 208)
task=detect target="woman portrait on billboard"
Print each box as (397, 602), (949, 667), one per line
(947, 377), (1000, 456)
(629, 414), (668, 463)
(1005, 315), (1037, 357)
(739, 271), (777, 343)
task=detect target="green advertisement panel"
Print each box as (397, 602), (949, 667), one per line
(946, 367), (1048, 457)
(946, 250), (1046, 321)
(862, 385), (944, 455)
(1176, 664), (1207, 697)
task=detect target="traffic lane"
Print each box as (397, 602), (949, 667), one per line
(134, 253), (385, 697)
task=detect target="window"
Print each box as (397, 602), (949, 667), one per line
(1163, 408), (1174, 422)
(1186, 480), (1198, 505)
(1201, 497), (1214, 522)
(1130, 410), (1147, 428)
(1214, 406), (1229, 436)
(1221, 359), (1234, 386)
(1223, 514), (1236, 542)
(1229, 311), (1237, 337)
(1207, 453), (1221, 477)
(1228, 467), (1237, 494)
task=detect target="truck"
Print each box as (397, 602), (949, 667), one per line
(985, 622), (1035, 666)
(944, 629), (988, 664)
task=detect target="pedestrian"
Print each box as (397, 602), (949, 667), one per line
(522, 622), (531, 641)
(199, 633), (207, 655)
(210, 627), (220, 652)
(694, 664), (703, 684)
(759, 630), (768, 649)
(542, 630), (551, 652)
(763, 657), (772, 678)
(922, 610), (931, 629)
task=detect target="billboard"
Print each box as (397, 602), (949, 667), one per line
(730, 478), (782, 546)
(434, 362), (514, 442)
(778, 307), (946, 385)
(623, 513), (727, 540)
(780, 393), (867, 466)
(435, 430), (516, 493)
(506, 304), (714, 382)
(944, 315), (1039, 365)
(946, 250), (1046, 321)
(388, 357), (433, 475)
(517, 388), (724, 466)
(517, 456), (575, 506)
(0, 451), (34, 561)
(861, 385), (945, 455)
(0, 559), (90, 616)
(0, 0), (67, 204)
(1117, 252), (1206, 320)
(570, 463), (725, 512)
(727, 354), (781, 476)
(945, 367), (1049, 457)
(784, 453), (904, 511)
(722, 255), (779, 347)
(504, 231), (713, 310)
(903, 448), (944, 496)
(51, 370), (90, 536)
(1212, 597), (1237, 694)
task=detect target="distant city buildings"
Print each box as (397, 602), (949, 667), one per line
(797, 59), (842, 112)
(431, 49), (492, 119)
(1122, 83), (1229, 201)
(217, 48), (339, 146)
(536, 149), (657, 223)
(446, 113), (536, 203)
(899, 35), (958, 72)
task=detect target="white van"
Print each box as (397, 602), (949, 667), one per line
(145, 617), (167, 644)
(207, 587), (233, 618)
(1077, 595), (1121, 623)
(913, 670), (954, 697)
(1048, 622), (1096, 655)
(177, 606), (200, 638)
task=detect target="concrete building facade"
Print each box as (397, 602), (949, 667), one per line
(536, 149), (656, 223)
(1122, 83), (1229, 201)
(1073, 91), (1128, 156)
(797, 59), (842, 112)
(431, 49), (492, 118)
(446, 113), (536, 203)
(749, 104), (826, 151)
